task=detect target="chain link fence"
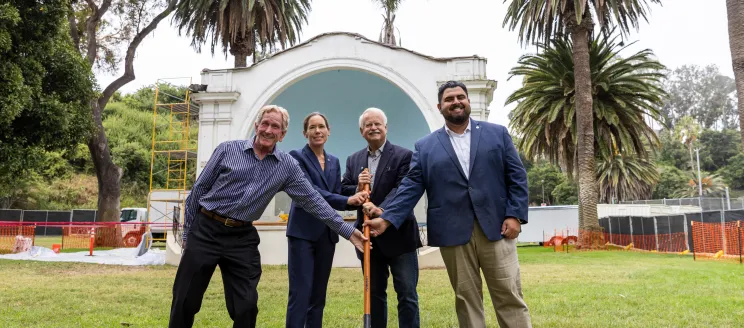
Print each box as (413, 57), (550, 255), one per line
(619, 197), (744, 211)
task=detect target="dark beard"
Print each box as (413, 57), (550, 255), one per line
(444, 105), (469, 125)
(445, 114), (468, 125)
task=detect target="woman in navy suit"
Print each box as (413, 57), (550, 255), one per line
(285, 112), (368, 328)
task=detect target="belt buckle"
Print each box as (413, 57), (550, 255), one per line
(224, 218), (235, 227)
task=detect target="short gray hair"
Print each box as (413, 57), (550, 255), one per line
(254, 105), (290, 131)
(359, 107), (388, 128)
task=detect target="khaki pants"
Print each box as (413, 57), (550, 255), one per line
(439, 220), (532, 328)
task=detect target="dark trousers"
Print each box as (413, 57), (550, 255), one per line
(286, 229), (336, 328)
(169, 211), (262, 328)
(361, 249), (420, 328)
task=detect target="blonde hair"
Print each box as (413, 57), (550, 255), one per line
(254, 105), (290, 131)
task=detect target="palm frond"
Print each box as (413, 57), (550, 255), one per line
(502, 0), (662, 47)
(596, 153), (659, 203)
(172, 0), (311, 58)
(506, 28), (667, 177)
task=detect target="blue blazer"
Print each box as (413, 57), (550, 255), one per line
(341, 140), (422, 258)
(381, 119), (529, 247)
(287, 144), (349, 243)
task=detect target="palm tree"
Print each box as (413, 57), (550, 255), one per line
(172, 0), (311, 67)
(675, 172), (727, 198)
(506, 30), (665, 234)
(727, 0), (744, 148)
(373, 0), (402, 46)
(673, 116), (701, 171)
(503, 0), (662, 234)
(596, 153), (659, 204)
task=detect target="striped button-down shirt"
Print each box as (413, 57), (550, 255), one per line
(182, 138), (355, 242)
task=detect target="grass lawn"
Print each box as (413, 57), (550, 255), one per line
(1, 246), (743, 327)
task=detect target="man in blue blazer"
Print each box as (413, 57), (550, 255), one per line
(342, 107), (422, 328)
(363, 82), (532, 328)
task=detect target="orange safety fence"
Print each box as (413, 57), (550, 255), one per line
(0, 225), (36, 254)
(61, 225), (147, 249)
(691, 221), (743, 262)
(656, 232), (688, 253)
(0, 221), (169, 254)
(543, 229), (689, 253)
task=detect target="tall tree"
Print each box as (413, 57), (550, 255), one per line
(698, 129), (741, 172)
(0, 1), (95, 206)
(727, 0), (744, 149)
(68, 0), (178, 222)
(506, 31), (666, 174)
(503, 0), (662, 236)
(374, 0), (402, 46)
(661, 65), (737, 129)
(172, 0), (311, 67)
(673, 116), (701, 172)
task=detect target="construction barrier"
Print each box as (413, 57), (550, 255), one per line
(690, 221), (743, 262)
(0, 221), (169, 254)
(0, 225), (35, 254)
(542, 213), (743, 263)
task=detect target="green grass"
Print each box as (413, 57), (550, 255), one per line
(1, 247), (743, 327)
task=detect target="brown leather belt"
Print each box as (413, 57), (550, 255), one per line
(200, 208), (250, 227)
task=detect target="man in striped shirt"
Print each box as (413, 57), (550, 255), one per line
(169, 105), (369, 328)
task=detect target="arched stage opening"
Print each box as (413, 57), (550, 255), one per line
(267, 69), (431, 219)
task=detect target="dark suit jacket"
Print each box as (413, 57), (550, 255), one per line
(287, 144), (349, 243)
(380, 119), (529, 247)
(341, 140), (422, 258)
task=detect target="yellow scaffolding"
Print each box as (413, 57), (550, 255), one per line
(146, 78), (199, 246)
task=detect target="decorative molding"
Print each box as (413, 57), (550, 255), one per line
(190, 91), (240, 104)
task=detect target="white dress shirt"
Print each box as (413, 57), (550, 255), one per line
(444, 121), (471, 179)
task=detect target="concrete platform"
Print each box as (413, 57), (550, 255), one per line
(165, 224), (446, 269)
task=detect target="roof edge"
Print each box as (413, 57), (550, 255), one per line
(200, 31), (487, 73)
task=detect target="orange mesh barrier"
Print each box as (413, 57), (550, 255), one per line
(691, 221), (743, 262)
(0, 221), (153, 254)
(62, 225), (146, 249)
(0, 225), (36, 254)
(656, 232), (688, 253)
(545, 229), (691, 254)
(608, 234), (633, 248)
(724, 222), (744, 256)
(691, 221), (724, 254)
(632, 234), (657, 251)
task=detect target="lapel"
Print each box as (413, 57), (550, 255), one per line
(468, 119), (481, 176)
(323, 154), (335, 186)
(436, 128), (467, 180)
(302, 145), (329, 189)
(371, 141), (394, 197)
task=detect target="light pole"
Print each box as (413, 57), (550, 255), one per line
(541, 179), (545, 205)
(695, 148), (703, 197)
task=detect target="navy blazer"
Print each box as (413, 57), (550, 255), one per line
(341, 140), (422, 258)
(380, 119), (529, 247)
(287, 144), (349, 243)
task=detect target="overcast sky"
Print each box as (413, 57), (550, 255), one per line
(96, 0), (734, 127)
